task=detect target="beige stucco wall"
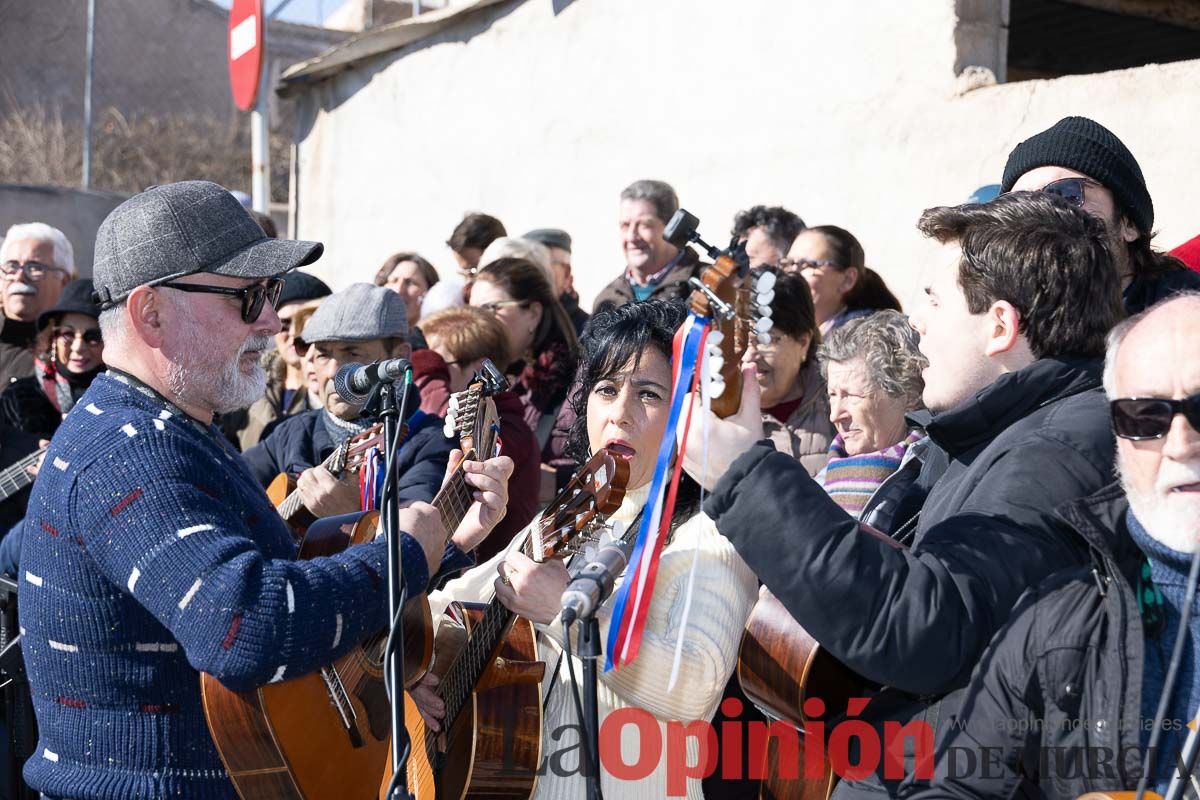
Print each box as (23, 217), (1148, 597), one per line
(289, 0), (1200, 312)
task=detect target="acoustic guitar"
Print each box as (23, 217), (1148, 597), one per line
(395, 448), (630, 800)
(738, 521), (906, 799)
(266, 422), (390, 540)
(666, 210), (859, 799)
(202, 369), (506, 800)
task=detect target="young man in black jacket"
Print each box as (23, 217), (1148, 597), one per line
(912, 293), (1200, 800)
(684, 192), (1124, 799)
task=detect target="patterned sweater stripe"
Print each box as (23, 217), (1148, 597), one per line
(19, 374), (431, 800)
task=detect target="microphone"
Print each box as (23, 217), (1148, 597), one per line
(560, 538), (633, 625)
(333, 359), (412, 406)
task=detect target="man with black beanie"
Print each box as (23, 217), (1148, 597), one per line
(1003, 115), (1200, 313)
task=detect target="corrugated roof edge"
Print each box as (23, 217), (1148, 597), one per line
(276, 0), (510, 96)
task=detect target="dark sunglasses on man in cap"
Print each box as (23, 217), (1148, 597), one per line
(1110, 393), (1200, 440)
(158, 277), (284, 324)
(1014, 176), (1105, 209)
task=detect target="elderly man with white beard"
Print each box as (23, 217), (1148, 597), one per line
(912, 292), (1200, 800)
(16, 181), (513, 800)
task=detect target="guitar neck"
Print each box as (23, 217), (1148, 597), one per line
(0, 447), (46, 502)
(431, 450), (477, 535)
(439, 577), (519, 728)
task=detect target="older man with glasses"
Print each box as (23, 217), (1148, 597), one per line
(1003, 116), (1200, 313)
(17, 181), (512, 800)
(911, 292), (1200, 800)
(0, 223), (76, 387)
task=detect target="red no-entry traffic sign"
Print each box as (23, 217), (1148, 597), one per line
(228, 0), (265, 111)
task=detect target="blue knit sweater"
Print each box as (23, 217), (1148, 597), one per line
(19, 372), (457, 799)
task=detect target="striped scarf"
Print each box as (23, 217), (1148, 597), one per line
(822, 430), (922, 518)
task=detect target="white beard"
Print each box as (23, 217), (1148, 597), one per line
(162, 295), (271, 415)
(1120, 455), (1200, 554)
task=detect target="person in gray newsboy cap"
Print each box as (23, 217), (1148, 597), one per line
(17, 181), (512, 800)
(92, 179), (324, 418)
(243, 283), (458, 519)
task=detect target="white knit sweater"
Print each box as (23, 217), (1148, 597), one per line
(430, 483), (756, 799)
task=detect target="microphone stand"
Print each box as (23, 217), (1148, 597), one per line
(364, 374), (415, 800)
(578, 614), (603, 800)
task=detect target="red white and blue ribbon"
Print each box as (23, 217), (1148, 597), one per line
(605, 312), (710, 671)
(359, 447), (385, 511)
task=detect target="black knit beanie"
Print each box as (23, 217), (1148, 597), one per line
(1001, 116), (1153, 233)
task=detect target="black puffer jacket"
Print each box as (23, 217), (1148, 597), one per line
(242, 407), (454, 507)
(910, 483), (1169, 800)
(704, 357), (1117, 799)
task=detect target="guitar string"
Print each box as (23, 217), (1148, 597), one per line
(436, 505), (598, 756)
(0, 449), (46, 495)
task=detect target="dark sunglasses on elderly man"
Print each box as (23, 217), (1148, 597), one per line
(158, 277), (284, 323)
(1110, 393), (1200, 440)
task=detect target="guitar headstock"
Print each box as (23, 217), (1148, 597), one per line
(527, 448), (631, 562)
(669, 207), (777, 419)
(331, 423), (386, 474)
(443, 358), (509, 459)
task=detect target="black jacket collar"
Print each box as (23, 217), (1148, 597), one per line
(924, 356), (1103, 457)
(1056, 482), (1144, 590)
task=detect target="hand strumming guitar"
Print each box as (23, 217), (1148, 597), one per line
(295, 464), (360, 517)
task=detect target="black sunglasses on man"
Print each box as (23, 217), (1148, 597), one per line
(158, 277), (284, 324)
(1111, 393), (1200, 440)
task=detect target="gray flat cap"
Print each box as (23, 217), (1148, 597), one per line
(92, 180), (322, 308)
(523, 228), (572, 253)
(300, 283), (407, 344)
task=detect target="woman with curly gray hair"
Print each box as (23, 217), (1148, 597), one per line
(817, 309), (928, 521)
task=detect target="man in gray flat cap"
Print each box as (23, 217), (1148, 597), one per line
(18, 181), (511, 800)
(244, 282), (458, 518)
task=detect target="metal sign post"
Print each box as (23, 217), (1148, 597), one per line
(228, 0), (268, 212)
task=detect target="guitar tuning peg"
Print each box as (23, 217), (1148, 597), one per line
(448, 395), (460, 413)
(707, 330), (725, 347)
(756, 289), (775, 306)
(755, 316), (774, 334)
(443, 420), (456, 438)
(756, 271), (777, 292)
(757, 303), (773, 318)
(706, 354), (725, 374)
(757, 330), (772, 346)
(707, 377), (727, 400)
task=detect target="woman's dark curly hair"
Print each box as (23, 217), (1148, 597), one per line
(564, 299), (701, 530)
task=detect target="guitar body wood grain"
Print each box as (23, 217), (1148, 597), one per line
(202, 511), (433, 800)
(738, 587), (862, 800)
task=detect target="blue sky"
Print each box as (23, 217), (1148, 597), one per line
(210, 0), (337, 27)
